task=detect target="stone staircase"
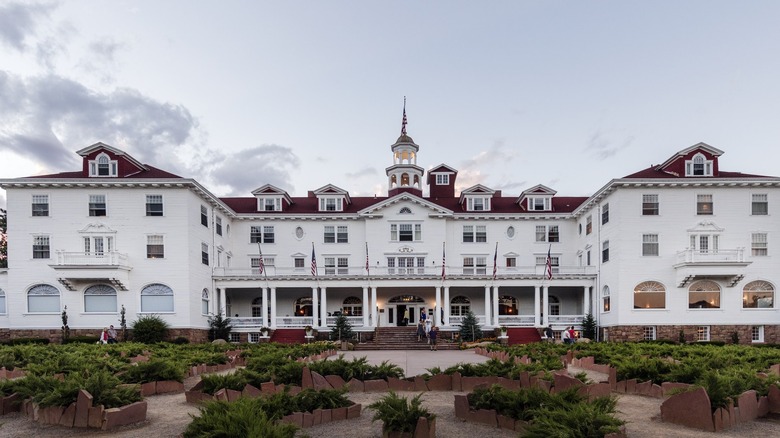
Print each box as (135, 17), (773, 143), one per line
(354, 327), (459, 350)
(270, 328), (306, 344)
(506, 327), (542, 345)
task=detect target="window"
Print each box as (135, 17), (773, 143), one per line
(602, 240), (609, 263)
(536, 255), (559, 273)
(643, 326), (656, 341)
(294, 257), (305, 269)
(294, 297), (313, 316)
(601, 203), (609, 225)
(319, 198), (343, 212)
(295, 226), (304, 239)
(506, 226), (515, 238)
(752, 194), (768, 215)
(696, 326), (710, 342)
(251, 297), (264, 317)
(752, 233), (768, 256)
(387, 257), (425, 275)
(32, 195), (49, 216)
(229, 333), (241, 343)
(450, 296), (471, 316)
(391, 223), (421, 242)
(201, 243), (209, 265)
(435, 174), (449, 185)
(324, 257), (349, 275)
(685, 153), (713, 176)
(0, 288), (5, 314)
(743, 281), (774, 308)
(602, 286), (610, 312)
(88, 153), (118, 177)
(251, 257), (274, 274)
(145, 195), (163, 216)
(216, 217), (223, 236)
(529, 197), (550, 211)
(84, 284), (117, 312)
(498, 295), (518, 315)
(586, 250), (591, 266)
(141, 283), (174, 312)
(463, 225), (487, 243)
(27, 284), (60, 312)
(467, 197), (490, 211)
(200, 205), (208, 227)
(634, 281), (666, 309)
(89, 195), (107, 216)
(642, 194), (659, 215)
(689, 280), (720, 309)
(249, 333), (261, 343)
(84, 236), (113, 255)
(586, 216), (592, 235)
(201, 289), (209, 315)
(642, 234), (659, 256)
(752, 326), (765, 343)
(250, 226), (275, 243)
(535, 225), (559, 242)
(343, 296), (363, 316)
(697, 194), (713, 215)
(264, 198), (281, 211)
(505, 257), (517, 267)
(463, 257), (487, 275)
(33, 235), (50, 259)
(399, 207), (412, 214)
(690, 233), (719, 254)
(324, 225), (348, 243)
(147, 235), (164, 258)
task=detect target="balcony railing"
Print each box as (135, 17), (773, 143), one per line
(549, 315), (584, 325)
(214, 264), (597, 278)
(274, 316), (314, 327)
(497, 316), (536, 326)
(675, 248), (745, 265)
(325, 316), (364, 327)
(449, 315), (487, 326)
(55, 251), (129, 266)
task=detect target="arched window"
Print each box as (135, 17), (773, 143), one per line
(634, 281), (666, 309)
(548, 296), (560, 316)
(388, 295), (425, 303)
(498, 295), (518, 315)
(202, 289), (210, 315)
(0, 288), (6, 314)
(450, 296), (471, 316)
(28, 284), (60, 313)
(84, 284), (117, 313)
(390, 174), (397, 188)
(141, 283), (174, 312)
(602, 286), (610, 312)
(294, 297), (313, 316)
(401, 173), (410, 186)
(252, 296), (263, 317)
(689, 280), (721, 309)
(399, 207), (412, 214)
(743, 281), (774, 308)
(343, 296), (362, 316)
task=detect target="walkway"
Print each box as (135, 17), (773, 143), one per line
(329, 349), (491, 377)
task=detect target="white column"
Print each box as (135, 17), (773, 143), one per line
(443, 286), (451, 326)
(320, 287), (328, 328)
(216, 288), (223, 317)
(362, 286), (369, 327)
(492, 286), (500, 326)
(542, 286), (549, 326)
(434, 286), (441, 327)
(583, 286), (590, 316)
(312, 287), (319, 328)
(270, 287), (277, 328)
(534, 285), (541, 327)
(484, 286), (491, 327)
(261, 287), (268, 327)
(371, 286), (378, 327)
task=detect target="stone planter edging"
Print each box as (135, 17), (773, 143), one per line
(20, 389), (147, 430)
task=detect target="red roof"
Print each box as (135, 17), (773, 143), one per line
(623, 166), (772, 180)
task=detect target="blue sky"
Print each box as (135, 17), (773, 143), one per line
(2, 1), (780, 208)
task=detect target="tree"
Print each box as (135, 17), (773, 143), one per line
(459, 311), (483, 342)
(330, 313), (354, 341)
(0, 208), (7, 268)
(581, 312), (597, 340)
(208, 313), (233, 341)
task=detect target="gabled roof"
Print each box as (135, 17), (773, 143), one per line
(28, 164), (182, 179)
(657, 142), (724, 170)
(251, 184), (293, 204)
(76, 142), (148, 172)
(312, 184), (351, 203)
(358, 192), (453, 217)
(427, 164), (458, 174)
(516, 184), (557, 205)
(458, 184), (496, 204)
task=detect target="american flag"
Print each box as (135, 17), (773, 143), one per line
(311, 243), (318, 277)
(441, 242), (446, 280)
(492, 242), (498, 280)
(401, 97), (408, 135)
(545, 244), (553, 280)
(365, 242), (370, 275)
(256, 243), (265, 275)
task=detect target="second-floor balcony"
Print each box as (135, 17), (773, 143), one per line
(674, 248), (751, 287)
(50, 251), (131, 291)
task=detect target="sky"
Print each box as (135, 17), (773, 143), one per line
(2, 1), (780, 209)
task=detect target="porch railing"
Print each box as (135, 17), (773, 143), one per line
(230, 317), (266, 328)
(325, 316), (364, 327)
(448, 315), (486, 326)
(548, 315), (584, 325)
(274, 316), (314, 327)
(497, 316), (536, 326)
(214, 264), (597, 278)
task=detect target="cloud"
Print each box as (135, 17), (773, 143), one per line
(78, 38), (127, 83)
(459, 139), (516, 170)
(493, 180), (528, 191)
(0, 1), (55, 51)
(345, 167), (377, 179)
(0, 70), (199, 173)
(207, 144), (300, 196)
(586, 130), (635, 159)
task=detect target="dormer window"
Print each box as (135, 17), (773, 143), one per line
(263, 198), (282, 211)
(685, 153), (713, 176)
(435, 174), (449, 185)
(467, 197), (490, 212)
(319, 197), (343, 212)
(89, 153), (118, 177)
(529, 197), (551, 211)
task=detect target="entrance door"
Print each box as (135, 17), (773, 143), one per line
(396, 304), (409, 326)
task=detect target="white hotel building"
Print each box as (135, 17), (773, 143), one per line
(0, 127), (778, 343)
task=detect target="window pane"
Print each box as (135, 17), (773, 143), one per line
(141, 295), (174, 312)
(85, 294), (117, 312)
(28, 295), (59, 312)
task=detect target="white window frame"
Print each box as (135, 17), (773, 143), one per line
(642, 194), (659, 216)
(634, 281), (666, 309)
(602, 285), (610, 312)
(263, 198), (282, 211)
(697, 194), (713, 215)
(685, 153), (713, 177)
(319, 197), (343, 212)
(201, 242), (209, 266)
(27, 284), (60, 313)
(89, 153), (118, 177)
(696, 326), (710, 342)
(528, 197), (550, 211)
(391, 223), (422, 242)
(642, 234), (659, 256)
(689, 280), (721, 309)
(743, 281), (774, 309)
(32, 194), (49, 217)
(601, 203), (609, 225)
(324, 256), (349, 275)
(752, 326), (765, 343)
(535, 225), (559, 242)
(200, 205), (208, 227)
(752, 233), (768, 256)
(84, 284), (117, 313)
(146, 235), (164, 259)
(752, 194), (768, 216)
(466, 197), (491, 212)
(0, 288), (5, 315)
(201, 289), (210, 315)
(216, 217), (223, 236)
(250, 225), (275, 244)
(463, 225), (487, 243)
(33, 235), (51, 259)
(535, 255), (559, 273)
(140, 283), (174, 313)
(145, 195), (163, 216)
(586, 215), (593, 235)
(462, 256), (487, 275)
(435, 174), (449, 185)
(643, 326), (656, 341)
(324, 225), (348, 243)
(89, 194), (107, 217)
(602, 240), (610, 263)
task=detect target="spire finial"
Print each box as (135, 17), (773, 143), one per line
(401, 96), (407, 135)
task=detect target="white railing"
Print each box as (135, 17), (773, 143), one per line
(549, 315), (584, 325)
(324, 316), (364, 327)
(55, 251), (128, 266)
(230, 317), (266, 328)
(675, 248), (745, 264)
(448, 315), (487, 326)
(214, 264), (597, 278)
(274, 316), (314, 327)
(497, 316), (536, 326)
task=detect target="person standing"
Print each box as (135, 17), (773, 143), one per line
(429, 326), (438, 351)
(403, 308), (410, 326)
(416, 320), (425, 342)
(561, 327), (571, 344)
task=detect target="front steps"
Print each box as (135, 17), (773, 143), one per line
(506, 327), (542, 345)
(354, 327), (459, 350)
(270, 329), (306, 344)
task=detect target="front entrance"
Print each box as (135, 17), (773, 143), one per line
(387, 294), (426, 327)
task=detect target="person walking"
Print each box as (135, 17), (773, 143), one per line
(429, 326), (438, 351)
(543, 324), (554, 343)
(416, 320), (425, 342)
(568, 326), (578, 344)
(403, 308), (410, 326)
(561, 327), (571, 344)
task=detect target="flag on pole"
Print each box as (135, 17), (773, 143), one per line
(365, 242), (370, 275)
(311, 243), (318, 277)
(256, 242), (265, 275)
(492, 242), (498, 280)
(401, 96), (408, 135)
(441, 242), (446, 280)
(545, 244), (553, 280)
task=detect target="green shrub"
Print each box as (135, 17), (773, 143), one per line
(131, 315), (169, 343)
(121, 359), (185, 384)
(2, 337), (50, 345)
(62, 335), (100, 344)
(368, 391), (434, 434)
(184, 398), (297, 438)
(207, 314), (232, 342)
(522, 395), (623, 437)
(200, 373), (249, 395)
(17, 369), (141, 409)
(172, 336), (190, 344)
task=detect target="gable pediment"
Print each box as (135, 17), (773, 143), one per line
(358, 192), (453, 217)
(79, 223), (117, 234)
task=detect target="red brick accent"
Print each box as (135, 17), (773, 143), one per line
(325, 375), (346, 389)
(363, 379), (389, 392)
(660, 387), (714, 432)
(102, 401), (147, 430)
